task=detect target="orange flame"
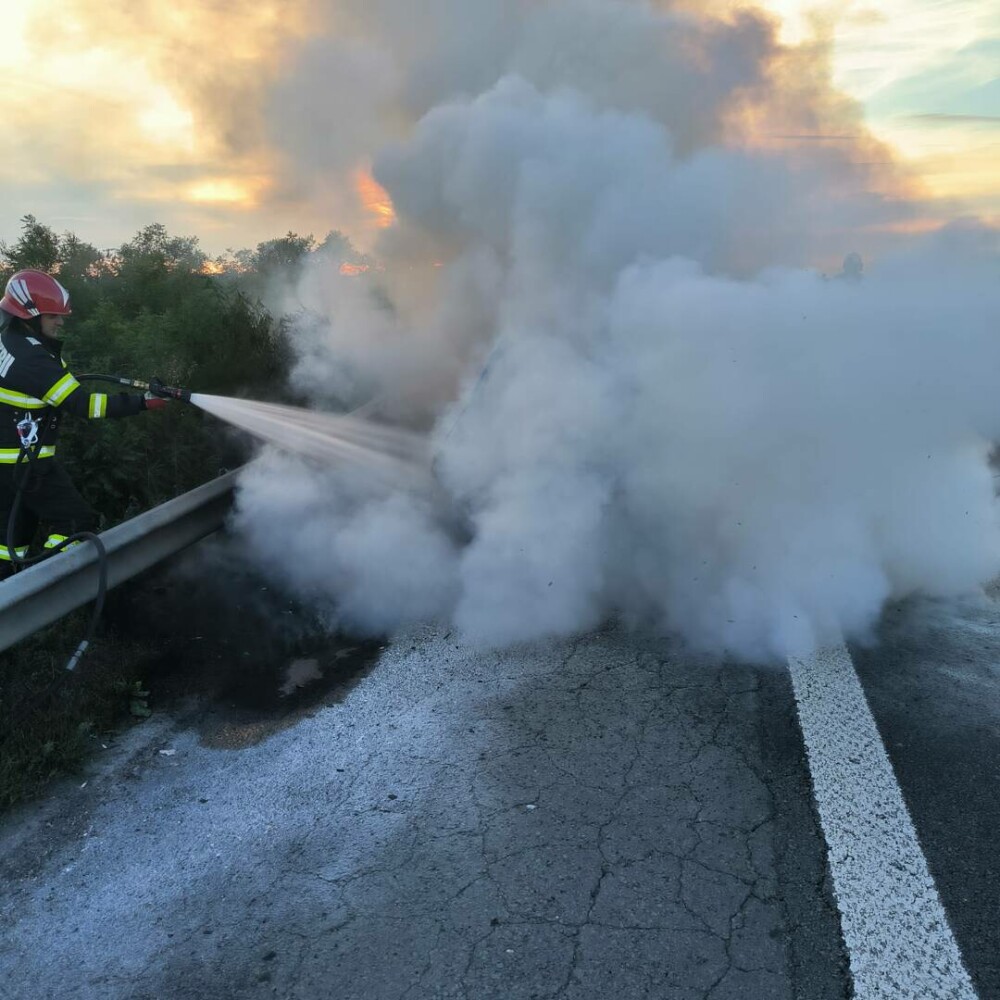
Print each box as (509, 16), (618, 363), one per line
(354, 168), (396, 228)
(339, 262), (371, 276)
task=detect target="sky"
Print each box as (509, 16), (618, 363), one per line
(0, 0), (996, 256)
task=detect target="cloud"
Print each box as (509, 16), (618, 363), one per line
(865, 37), (1000, 119)
(0, 0), (324, 247)
(910, 114), (1000, 125)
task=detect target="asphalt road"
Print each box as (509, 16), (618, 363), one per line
(0, 623), (849, 999)
(851, 594), (1000, 1000)
(0, 598), (996, 999)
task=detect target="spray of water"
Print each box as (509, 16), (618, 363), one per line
(191, 394), (434, 492)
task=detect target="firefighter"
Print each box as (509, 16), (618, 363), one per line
(0, 268), (165, 577)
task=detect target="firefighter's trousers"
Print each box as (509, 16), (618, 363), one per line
(0, 460), (98, 572)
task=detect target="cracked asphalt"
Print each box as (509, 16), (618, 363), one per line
(0, 624), (849, 999)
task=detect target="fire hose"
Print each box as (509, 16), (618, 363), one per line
(5, 375), (192, 672)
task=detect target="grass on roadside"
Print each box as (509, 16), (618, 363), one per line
(0, 614), (150, 812)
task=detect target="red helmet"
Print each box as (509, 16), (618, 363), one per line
(1, 269), (72, 319)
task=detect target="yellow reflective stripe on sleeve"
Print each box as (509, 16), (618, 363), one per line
(42, 373), (79, 406)
(0, 445), (55, 463)
(0, 544), (29, 560)
(0, 387), (45, 408)
(89, 393), (108, 418)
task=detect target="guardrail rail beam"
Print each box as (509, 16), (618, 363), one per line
(0, 470), (239, 654)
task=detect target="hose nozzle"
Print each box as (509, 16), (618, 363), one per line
(148, 377), (192, 403)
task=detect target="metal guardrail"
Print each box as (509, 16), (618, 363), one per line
(0, 470), (240, 654)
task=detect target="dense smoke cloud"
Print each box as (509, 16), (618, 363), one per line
(231, 0), (1000, 659)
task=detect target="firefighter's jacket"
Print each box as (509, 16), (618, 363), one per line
(0, 325), (144, 464)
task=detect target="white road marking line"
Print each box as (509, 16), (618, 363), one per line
(788, 642), (978, 1000)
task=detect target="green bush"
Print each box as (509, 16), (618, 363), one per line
(0, 614), (150, 811)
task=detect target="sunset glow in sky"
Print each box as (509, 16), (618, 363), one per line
(2, 0), (996, 254)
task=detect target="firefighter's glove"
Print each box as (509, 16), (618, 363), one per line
(142, 392), (168, 411)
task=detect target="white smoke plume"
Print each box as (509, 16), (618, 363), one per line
(232, 0), (1000, 659)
